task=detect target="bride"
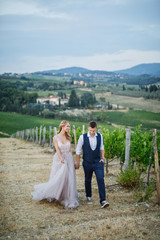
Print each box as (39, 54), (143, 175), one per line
(31, 120), (79, 209)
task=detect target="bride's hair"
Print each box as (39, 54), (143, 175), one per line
(59, 120), (71, 141)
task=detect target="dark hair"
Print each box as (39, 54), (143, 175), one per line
(89, 121), (97, 128)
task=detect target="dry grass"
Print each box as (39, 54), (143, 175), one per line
(96, 93), (160, 113)
(0, 138), (160, 240)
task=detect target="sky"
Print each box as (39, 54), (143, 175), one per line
(0, 0), (160, 73)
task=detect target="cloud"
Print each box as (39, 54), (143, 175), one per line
(1, 50), (160, 73)
(94, 0), (128, 6)
(0, 0), (71, 19)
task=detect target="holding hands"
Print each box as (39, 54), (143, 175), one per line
(75, 162), (80, 169)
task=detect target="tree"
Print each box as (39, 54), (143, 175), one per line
(39, 82), (50, 90)
(81, 92), (96, 108)
(100, 97), (106, 102)
(68, 90), (79, 107)
(57, 92), (66, 98)
(149, 84), (158, 92)
(108, 101), (112, 110)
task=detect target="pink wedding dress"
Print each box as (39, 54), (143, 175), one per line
(31, 135), (79, 209)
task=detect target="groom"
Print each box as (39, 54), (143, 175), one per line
(76, 121), (109, 208)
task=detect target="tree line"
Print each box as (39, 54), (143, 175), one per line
(111, 84), (160, 100)
(68, 90), (96, 108)
(0, 80), (97, 119)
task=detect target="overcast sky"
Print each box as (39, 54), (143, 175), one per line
(0, 0), (160, 73)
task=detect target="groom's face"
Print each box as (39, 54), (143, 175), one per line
(88, 127), (97, 137)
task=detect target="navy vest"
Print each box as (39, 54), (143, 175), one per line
(82, 132), (101, 164)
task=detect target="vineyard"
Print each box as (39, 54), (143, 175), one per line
(12, 124), (160, 198)
(1, 125), (160, 239)
(13, 124), (160, 166)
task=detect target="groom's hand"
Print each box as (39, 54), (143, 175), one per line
(99, 158), (104, 163)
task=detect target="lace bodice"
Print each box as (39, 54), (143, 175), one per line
(54, 135), (71, 153)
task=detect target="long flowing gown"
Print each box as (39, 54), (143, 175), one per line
(31, 135), (79, 209)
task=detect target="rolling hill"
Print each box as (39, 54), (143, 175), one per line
(116, 63), (160, 76)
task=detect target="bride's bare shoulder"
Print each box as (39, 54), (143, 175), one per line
(53, 135), (58, 140)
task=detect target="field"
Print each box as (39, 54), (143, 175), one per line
(93, 110), (160, 129)
(0, 107), (160, 138)
(24, 74), (71, 82)
(30, 89), (92, 97)
(0, 138), (160, 240)
(34, 90), (160, 114)
(0, 112), (114, 136)
(96, 93), (160, 113)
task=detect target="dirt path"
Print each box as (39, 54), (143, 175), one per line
(0, 132), (10, 136)
(0, 138), (160, 240)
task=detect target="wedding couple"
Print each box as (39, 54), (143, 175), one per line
(31, 120), (109, 209)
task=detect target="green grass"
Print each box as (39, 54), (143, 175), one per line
(0, 133), (10, 138)
(95, 93), (160, 113)
(0, 112), (114, 135)
(29, 88), (94, 97)
(23, 74), (71, 82)
(93, 110), (160, 129)
(29, 91), (59, 97)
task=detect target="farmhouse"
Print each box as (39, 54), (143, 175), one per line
(36, 96), (68, 106)
(73, 80), (87, 87)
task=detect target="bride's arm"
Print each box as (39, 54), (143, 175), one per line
(53, 137), (64, 164)
(69, 143), (72, 154)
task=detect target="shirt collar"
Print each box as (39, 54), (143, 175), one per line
(87, 132), (98, 138)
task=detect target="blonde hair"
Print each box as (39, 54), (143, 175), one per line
(59, 120), (71, 141)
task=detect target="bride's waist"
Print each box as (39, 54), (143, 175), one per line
(60, 151), (71, 155)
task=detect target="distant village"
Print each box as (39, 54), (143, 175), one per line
(36, 96), (68, 106)
(36, 80), (87, 106)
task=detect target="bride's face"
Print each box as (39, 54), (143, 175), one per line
(63, 123), (70, 133)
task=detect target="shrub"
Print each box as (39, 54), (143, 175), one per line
(117, 165), (141, 188)
(133, 178), (156, 202)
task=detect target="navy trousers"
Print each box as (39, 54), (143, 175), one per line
(83, 161), (106, 203)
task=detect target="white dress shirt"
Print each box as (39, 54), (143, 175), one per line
(76, 132), (104, 155)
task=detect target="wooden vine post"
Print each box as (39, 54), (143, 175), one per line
(29, 129), (32, 141)
(36, 127), (38, 144)
(153, 129), (160, 205)
(39, 126), (42, 144)
(43, 126), (46, 146)
(32, 128), (35, 142)
(82, 125), (85, 134)
(49, 126), (52, 148)
(53, 127), (57, 136)
(72, 125), (77, 149)
(124, 129), (131, 170)
(26, 129), (29, 141)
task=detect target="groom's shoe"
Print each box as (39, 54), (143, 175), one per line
(87, 197), (92, 204)
(101, 200), (109, 208)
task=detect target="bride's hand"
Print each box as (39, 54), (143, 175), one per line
(60, 158), (65, 164)
(75, 162), (79, 169)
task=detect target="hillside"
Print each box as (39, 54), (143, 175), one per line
(32, 63), (160, 76)
(116, 63), (160, 76)
(34, 67), (89, 75)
